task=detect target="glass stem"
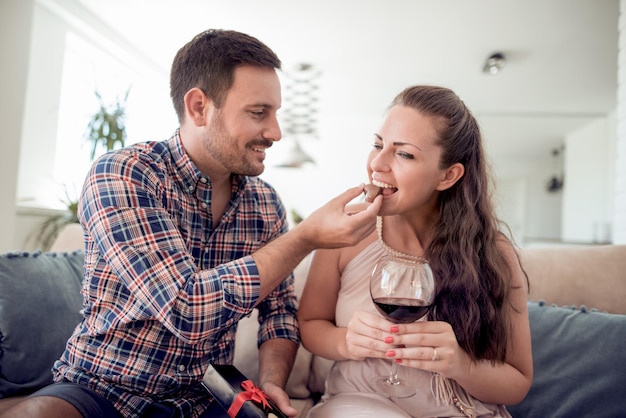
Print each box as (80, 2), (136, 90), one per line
(386, 359), (400, 386)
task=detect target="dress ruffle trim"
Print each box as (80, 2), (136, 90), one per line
(431, 373), (477, 418)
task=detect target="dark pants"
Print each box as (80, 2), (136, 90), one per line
(30, 382), (229, 418)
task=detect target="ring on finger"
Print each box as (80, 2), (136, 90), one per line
(432, 347), (439, 361)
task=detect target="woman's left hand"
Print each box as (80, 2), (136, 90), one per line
(383, 320), (472, 380)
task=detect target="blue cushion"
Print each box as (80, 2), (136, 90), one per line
(507, 301), (626, 418)
(0, 251), (84, 397)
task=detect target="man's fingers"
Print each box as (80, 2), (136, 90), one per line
(349, 194), (382, 219)
(333, 184), (367, 207)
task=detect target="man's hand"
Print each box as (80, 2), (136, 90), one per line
(295, 184), (382, 250)
(258, 339), (298, 416)
(253, 184), (382, 301)
(261, 382), (298, 417)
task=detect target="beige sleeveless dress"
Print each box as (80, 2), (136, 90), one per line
(306, 240), (512, 418)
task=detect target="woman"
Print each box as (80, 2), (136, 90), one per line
(298, 85), (533, 417)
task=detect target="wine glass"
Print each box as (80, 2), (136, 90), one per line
(369, 254), (435, 398)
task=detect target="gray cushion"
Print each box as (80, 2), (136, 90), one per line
(0, 251), (84, 397)
(507, 301), (626, 417)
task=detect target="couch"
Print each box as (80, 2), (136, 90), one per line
(1, 245), (625, 417)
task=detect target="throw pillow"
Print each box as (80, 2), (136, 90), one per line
(507, 301), (626, 418)
(0, 251), (84, 397)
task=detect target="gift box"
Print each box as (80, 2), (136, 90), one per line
(202, 364), (288, 418)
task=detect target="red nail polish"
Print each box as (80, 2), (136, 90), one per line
(384, 336), (394, 344)
(395, 359), (403, 364)
(386, 350), (396, 357)
(390, 326), (399, 333)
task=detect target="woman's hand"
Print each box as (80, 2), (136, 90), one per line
(382, 320), (473, 380)
(340, 311), (400, 361)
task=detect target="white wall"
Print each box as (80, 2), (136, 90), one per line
(494, 177), (527, 245)
(523, 171), (564, 243)
(562, 114), (615, 243)
(0, 0), (34, 252)
(493, 160), (563, 246)
(615, 0), (626, 244)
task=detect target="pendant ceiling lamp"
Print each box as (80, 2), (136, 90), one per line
(274, 63), (320, 168)
(274, 138), (315, 168)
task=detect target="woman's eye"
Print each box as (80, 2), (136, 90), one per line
(398, 151), (415, 160)
(372, 143), (383, 150)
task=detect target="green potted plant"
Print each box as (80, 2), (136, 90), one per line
(30, 89), (129, 250)
(86, 89), (129, 159)
(32, 186), (80, 250)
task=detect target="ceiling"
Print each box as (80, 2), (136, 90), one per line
(69, 0), (618, 166)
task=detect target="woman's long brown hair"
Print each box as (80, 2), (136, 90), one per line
(392, 86), (527, 362)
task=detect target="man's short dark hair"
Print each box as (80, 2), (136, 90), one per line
(170, 29), (282, 123)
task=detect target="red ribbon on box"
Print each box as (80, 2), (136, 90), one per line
(226, 379), (271, 418)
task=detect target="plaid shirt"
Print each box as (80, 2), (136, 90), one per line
(53, 130), (299, 417)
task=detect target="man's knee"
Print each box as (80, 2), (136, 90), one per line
(0, 396), (83, 418)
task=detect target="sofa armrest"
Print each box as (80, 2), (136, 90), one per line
(0, 251), (84, 397)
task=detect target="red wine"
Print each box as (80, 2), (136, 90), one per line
(373, 297), (430, 323)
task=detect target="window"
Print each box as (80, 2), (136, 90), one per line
(18, 4), (175, 209)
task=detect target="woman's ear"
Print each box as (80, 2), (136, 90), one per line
(183, 88), (211, 127)
(436, 163), (465, 191)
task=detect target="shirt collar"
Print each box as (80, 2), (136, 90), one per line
(167, 129), (249, 195)
(168, 129), (201, 195)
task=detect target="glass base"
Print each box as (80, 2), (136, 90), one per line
(369, 375), (416, 399)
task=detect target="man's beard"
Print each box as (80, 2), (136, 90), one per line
(203, 109), (266, 177)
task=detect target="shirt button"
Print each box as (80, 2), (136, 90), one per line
(200, 177), (208, 183)
(178, 365), (186, 372)
(201, 202), (208, 209)
(188, 186), (194, 192)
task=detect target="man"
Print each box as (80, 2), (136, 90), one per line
(1, 29), (380, 418)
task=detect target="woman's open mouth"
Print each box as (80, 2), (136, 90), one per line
(372, 179), (398, 197)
